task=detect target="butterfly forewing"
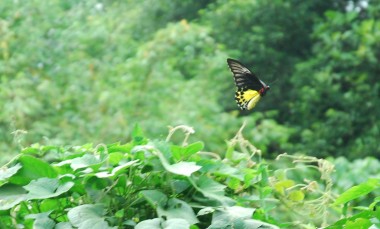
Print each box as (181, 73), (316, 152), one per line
(227, 58), (264, 91)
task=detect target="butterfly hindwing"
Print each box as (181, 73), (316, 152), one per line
(235, 89), (261, 110)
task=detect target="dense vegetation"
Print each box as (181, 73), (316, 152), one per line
(1, 125), (380, 228)
(1, 0), (380, 228)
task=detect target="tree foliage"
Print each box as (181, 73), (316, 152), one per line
(1, 1), (379, 163)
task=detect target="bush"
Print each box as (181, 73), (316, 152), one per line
(1, 125), (379, 228)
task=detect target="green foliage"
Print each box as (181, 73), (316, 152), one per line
(1, 0), (379, 162)
(1, 126), (379, 228)
(0, 126), (281, 228)
(290, 8), (380, 158)
(1, 0), (380, 227)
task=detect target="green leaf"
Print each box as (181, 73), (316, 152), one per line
(157, 198), (199, 225)
(95, 160), (139, 178)
(24, 178), (74, 200)
(334, 178), (380, 205)
(209, 206), (279, 229)
(135, 218), (190, 229)
(184, 141), (204, 155)
(9, 155), (57, 185)
(325, 209), (379, 229)
(135, 218), (161, 229)
(344, 218), (372, 229)
(108, 143), (133, 154)
(172, 141), (204, 161)
(55, 222), (74, 229)
(219, 206), (255, 219)
(25, 211), (55, 229)
(192, 176), (235, 205)
(171, 179), (191, 194)
(243, 219), (280, 229)
(155, 148), (201, 176)
(274, 179), (295, 195)
(132, 124), (148, 145)
(197, 207), (215, 216)
(0, 184), (27, 210)
(115, 209), (124, 218)
(213, 164), (245, 181)
(140, 190), (168, 207)
(0, 163), (22, 181)
(68, 204), (116, 229)
(40, 199), (62, 212)
(288, 190), (305, 202)
(108, 152), (125, 165)
(70, 154), (105, 171)
(163, 218), (190, 229)
(227, 177), (241, 190)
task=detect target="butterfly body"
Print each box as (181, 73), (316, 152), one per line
(227, 58), (270, 110)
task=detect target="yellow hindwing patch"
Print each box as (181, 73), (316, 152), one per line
(235, 89), (261, 110)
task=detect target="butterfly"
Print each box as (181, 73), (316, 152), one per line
(227, 58), (270, 110)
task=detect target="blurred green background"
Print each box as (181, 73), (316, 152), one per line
(1, 0), (379, 164)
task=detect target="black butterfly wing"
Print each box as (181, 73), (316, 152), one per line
(227, 58), (264, 91)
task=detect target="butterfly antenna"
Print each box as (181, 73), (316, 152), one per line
(268, 78), (279, 85)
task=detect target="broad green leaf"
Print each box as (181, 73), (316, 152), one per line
(274, 179), (295, 195)
(324, 209), (379, 229)
(70, 154), (104, 171)
(21, 147), (40, 155)
(344, 218), (372, 229)
(115, 209), (124, 218)
(135, 218), (161, 229)
(9, 155), (57, 185)
(210, 206), (279, 229)
(197, 207), (215, 216)
(184, 141), (204, 156)
(288, 190), (305, 202)
(25, 211), (55, 229)
(155, 148), (201, 176)
(0, 184), (27, 210)
(192, 176), (235, 205)
(157, 198), (199, 225)
(0, 163), (22, 181)
(55, 222), (74, 229)
(95, 160), (139, 178)
(243, 219), (280, 229)
(227, 177), (241, 191)
(24, 178), (74, 200)
(219, 206), (255, 219)
(140, 190), (168, 207)
(334, 178), (380, 205)
(40, 199), (62, 212)
(108, 152), (125, 165)
(369, 196), (380, 210)
(171, 179), (191, 194)
(171, 145), (184, 161)
(171, 141), (204, 161)
(273, 169), (286, 180)
(67, 204), (115, 229)
(132, 124), (147, 145)
(135, 218), (190, 229)
(163, 218), (190, 229)
(164, 161), (201, 177)
(213, 164), (245, 181)
(108, 143), (133, 154)
(79, 220), (116, 229)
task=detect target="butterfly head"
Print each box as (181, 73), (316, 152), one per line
(259, 85), (270, 96)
